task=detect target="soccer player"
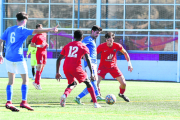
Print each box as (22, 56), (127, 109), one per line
(31, 24), (49, 90)
(55, 30), (101, 108)
(75, 25), (105, 104)
(97, 32), (133, 102)
(0, 12), (58, 112)
(26, 39), (37, 80)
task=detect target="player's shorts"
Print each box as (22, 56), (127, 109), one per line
(36, 52), (47, 64)
(97, 66), (122, 79)
(84, 63), (98, 80)
(5, 59), (28, 74)
(31, 54), (37, 66)
(63, 67), (87, 85)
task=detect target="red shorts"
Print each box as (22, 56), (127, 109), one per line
(63, 67), (87, 85)
(36, 52), (47, 64)
(97, 66), (122, 79)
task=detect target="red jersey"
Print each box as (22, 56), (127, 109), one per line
(31, 33), (47, 53)
(97, 42), (123, 68)
(61, 41), (89, 70)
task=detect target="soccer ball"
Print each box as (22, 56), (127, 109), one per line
(105, 94), (116, 105)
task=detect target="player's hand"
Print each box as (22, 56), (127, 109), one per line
(52, 25), (58, 33)
(90, 73), (95, 81)
(56, 73), (62, 82)
(0, 56), (4, 64)
(128, 66), (133, 72)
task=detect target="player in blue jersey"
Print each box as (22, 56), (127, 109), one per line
(75, 25), (105, 104)
(0, 12), (58, 112)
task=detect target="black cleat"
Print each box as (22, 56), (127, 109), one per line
(118, 93), (130, 102)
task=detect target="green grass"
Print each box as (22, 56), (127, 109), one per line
(0, 78), (180, 120)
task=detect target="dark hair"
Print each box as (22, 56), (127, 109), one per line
(105, 32), (115, 39)
(91, 25), (102, 32)
(74, 30), (83, 41)
(16, 12), (28, 21)
(36, 24), (43, 29)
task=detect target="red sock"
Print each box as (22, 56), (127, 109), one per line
(87, 87), (97, 103)
(6, 101), (12, 104)
(120, 87), (126, 94)
(64, 88), (72, 98)
(98, 88), (101, 94)
(21, 100), (27, 104)
(35, 71), (41, 85)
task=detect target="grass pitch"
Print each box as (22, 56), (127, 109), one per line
(0, 78), (180, 120)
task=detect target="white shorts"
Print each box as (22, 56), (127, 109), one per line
(5, 59), (28, 74)
(85, 63), (98, 80)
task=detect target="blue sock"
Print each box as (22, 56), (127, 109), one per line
(6, 85), (13, 101)
(91, 80), (100, 96)
(77, 81), (100, 99)
(21, 85), (28, 101)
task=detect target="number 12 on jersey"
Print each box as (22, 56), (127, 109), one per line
(68, 46), (78, 58)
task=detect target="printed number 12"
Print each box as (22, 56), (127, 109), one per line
(68, 46), (78, 58)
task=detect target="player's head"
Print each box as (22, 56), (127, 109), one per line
(74, 30), (83, 41)
(16, 12), (28, 26)
(105, 32), (115, 47)
(36, 24), (43, 29)
(91, 25), (102, 39)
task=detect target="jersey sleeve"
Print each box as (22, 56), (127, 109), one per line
(31, 35), (37, 44)
(60, 46), (66, 56)
(117, 43), (123, 51)
(82, 37), (90, 45)
(83, 46), (90, 55)
(97, 44), (103, 54)
(21, 27), (34, 36)
(1, 29), (8, 41)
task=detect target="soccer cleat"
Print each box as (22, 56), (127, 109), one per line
(20, 102), (34, 111)
(90, 95), (105, 102)
(60, 94), (66, 107)
(74, 97), (84, 105)
(32, 82), (42, 90)
(118, 93), (130, 102)
(5, 102), (19, 112)
(94, 103), (101, 108)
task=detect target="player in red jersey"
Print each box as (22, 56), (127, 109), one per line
(97, 32), (133, 102)
(31, 24), (49, 90)
(55, 30), (101, 108)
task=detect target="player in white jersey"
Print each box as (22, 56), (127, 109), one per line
(0, 12), (58, 112)
(75, 25), (105, 104)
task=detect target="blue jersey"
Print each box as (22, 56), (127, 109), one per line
(82, 36), (97, 67)
(1, 25), (33, 62)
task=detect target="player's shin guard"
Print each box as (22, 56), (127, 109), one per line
(6, 85), (13, 101)
(87, 87), (97, 103)
(21, 85), (28, 100)
(35, 71), (41, 85)
(91, 80), (100, 96)
(120, 87), (126, 94)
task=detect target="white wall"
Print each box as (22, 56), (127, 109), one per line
(0, 59), (177, 82)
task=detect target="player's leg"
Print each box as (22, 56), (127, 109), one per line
(84, 78), (101, 108)
(5, 60), (19, 111)
(31, 66), (35, 80)
(31, 58), (36, 80)
(5, 72), (19, 112)
(33, 63), (43, 90)
(116, 75), (130, 102)
(20, 73), (34, 111)
(97, 75), (103, 95)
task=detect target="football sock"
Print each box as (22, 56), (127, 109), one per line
(64, 88), (72, 97)
(87, 86), (97, 103)
(21, 85), (28, 101)
(91, 80), (100, 96)
(6, 85), (13, 101)
(32, 68), (35, 77)
(120, 87), (126, 94)
(35, 71), (41, 84)
(77, 81), (99, 99)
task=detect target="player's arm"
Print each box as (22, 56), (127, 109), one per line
(26, 45), (31, 57)
(56, 54), (65, 82)
(120, 48), (133, 72)
(0, 39), (4, 64)
(32, 25), (58, 34)
(84, 53), (95, 80)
